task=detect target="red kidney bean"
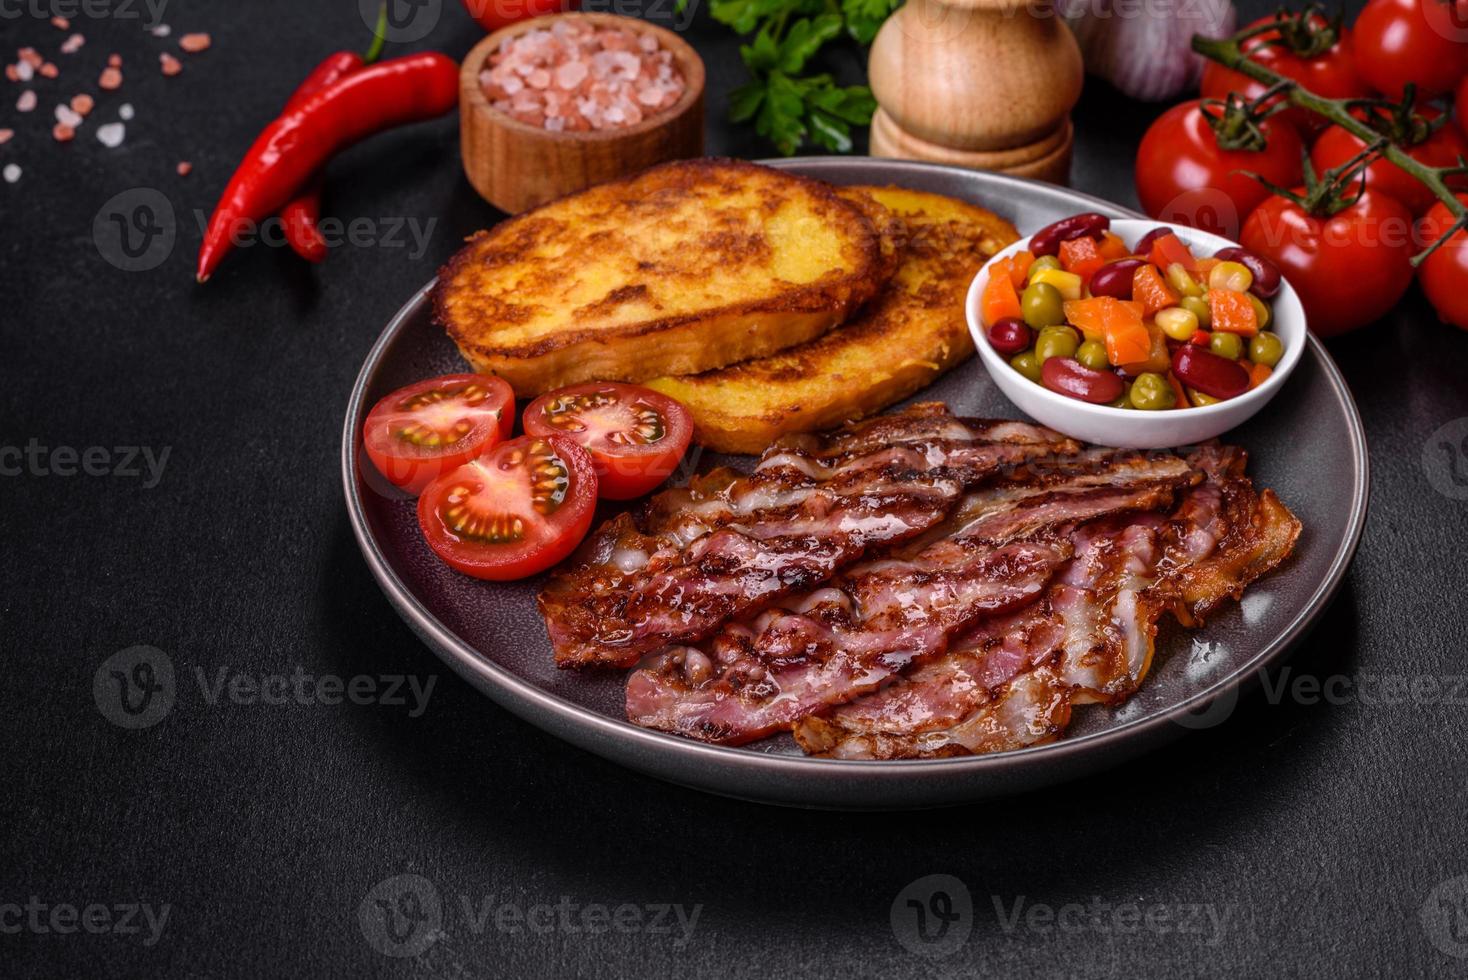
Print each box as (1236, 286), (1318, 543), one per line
(1088, 258), (1147, 299)
(1029, 212), (1110, 257)
(1213, 246), (1282, 299)
(1041, 357), (1125, 404)
(1133, 227), (1175, 257)
(986, 317), (1033, 357)
(1172, 345), (1250, 400)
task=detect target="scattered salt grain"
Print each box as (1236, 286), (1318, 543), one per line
(178, 32), (211, 53)
(54, 103), (82, 128)
(151, 24), (171, 37)
(108, 53), (121, 67)
(19, 48), (41, 68)
(159, 52), (181, 76)
(4, 65), (17, 82)
(176, 160), (191, 175)
(60, 33), (85, 55)
(51, 15), (69, 29)
(38, 62), (58, 78)
(52, 122), (74, 142)
(70, 93), (93, 116)
(99, 66), (122, 90)
(16, 89), (36, 112)
(96, 121), (124, 147)
(0, 128), (12, 144)
(3, 164), (20, 183)
(15, 60), (33, 82)
(119, 102), (134, 120)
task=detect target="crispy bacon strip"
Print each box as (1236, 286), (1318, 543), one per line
(625, 454), (1198, 744)
(540, 405), (1078, 668)
(793, 445), (1301, 760)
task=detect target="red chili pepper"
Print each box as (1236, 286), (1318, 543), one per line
(278, 51), (362, 264)
(196, 52), (459, 283)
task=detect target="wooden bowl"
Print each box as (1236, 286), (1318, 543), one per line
(459, 13), (706, 214)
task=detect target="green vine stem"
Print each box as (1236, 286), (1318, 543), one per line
(1192, 31), (1468, 266)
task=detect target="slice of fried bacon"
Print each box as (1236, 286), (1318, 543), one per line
(792, 444), (1301, 760)
(540, 404), (1079, 668)
(625, 452), (1198, 744)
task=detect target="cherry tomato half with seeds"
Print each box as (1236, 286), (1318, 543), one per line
(1416, 193), (1468, 331)
(523, 382), (693, 500)
(417, 435), (597, 581)
(363, 373), (515, 495)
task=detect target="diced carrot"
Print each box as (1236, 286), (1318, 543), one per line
(1131, 264), (1178, 315)
(982, 258), (1022, 324)
(1208, 288), (1259, 335)
(1118, 323), (1171, 375)
(1194, 257), (1220, 277)
(1064, 296), (1148, 364)
(1148, 233), (1198, 272)
(1008, 250), (1034, 288)
(1248, 361), (1273, 389)
(1059, 236), (1105, 284)
(1097, 231), (1130, 261)
(1166, 371), (1189, 409)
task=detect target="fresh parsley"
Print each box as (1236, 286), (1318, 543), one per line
(711, 0), (892, 155)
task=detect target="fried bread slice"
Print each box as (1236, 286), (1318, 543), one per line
(434, 159), (890, 396)
(645, 186), (1018, 454)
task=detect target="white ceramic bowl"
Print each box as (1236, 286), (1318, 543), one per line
(965, 219), (1306, 448)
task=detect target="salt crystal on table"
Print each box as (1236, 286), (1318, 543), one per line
(16, 90), (36, 112)
(16, 60), (33, 81)
(4, 65), (16, 82)
(71, 93), (93, 116)
(19, 48), (41, 67)
(51, 15), (68, 29)
(177, 161), (191, 175)
(160, 53), (182, 76)
(3, 163), (19, 183)
(52, 122), (74, 142)
(108, 53), (121, 67)
(61, 33), (84, 54)
(0, 128), (12, 144)
(119, 103), (134, 120)
(179, 32), (211, 53)
(39, 62), (58, 78)
(152, 24), (171, 37)
(96, 122), (124, 147)
(55, 103), (82, 127)
(99, 67), (122, 89)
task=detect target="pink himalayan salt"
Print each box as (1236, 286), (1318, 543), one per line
(481, 20), (685, 133)
(0, 128), (12, 144)
(39, 62), (57, 78)
(99, 66), (122, 89)
(70, 93), (93, 116)
(52, 122), (74, 142)
(177, 161), (192, 176)
(178, 32), (211, 53)
(61, 33), (85, 55)
(160, 53), (181, 76)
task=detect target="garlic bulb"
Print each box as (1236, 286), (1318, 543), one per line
(1059, 0), (1236, 101)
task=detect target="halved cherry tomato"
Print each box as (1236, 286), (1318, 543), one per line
(523, 382), (693, 500)
(363, 373), (515, 495)
(417, 435), (597, 581)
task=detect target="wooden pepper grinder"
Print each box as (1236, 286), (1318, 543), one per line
(867, 0), (1083, 183)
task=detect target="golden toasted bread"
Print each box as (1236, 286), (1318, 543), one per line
(645, 186), (1019, 454)
(434, 159), (890, 396)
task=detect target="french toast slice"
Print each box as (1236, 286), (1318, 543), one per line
(434, 159), (890, 396)
(645, 186), (1019, 454)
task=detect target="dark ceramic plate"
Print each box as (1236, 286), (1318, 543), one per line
(342, 158), (1368, 809)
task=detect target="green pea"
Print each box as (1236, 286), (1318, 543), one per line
(1180, 295), (1211, 329)
(1028, 255), (1063, 281)
(1249, 331), (1283, 367)
(1108, 383), (1133, 409)
(1035, 325), (1080, 363)
(1076, 339), (1110, 370)
(1010, 350), (1042, 382)
(1129, 372), (1177, 411)
(1209, 331), (1243, 360)
(1021, 282), (1066, 329)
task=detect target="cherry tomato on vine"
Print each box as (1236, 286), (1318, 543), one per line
(1200, 12), (1368, 138)
(1416, 193), (1468, 330)
(363, 373), (515, 495)
(417, 435), (598, 581)
(1352, 0), (1468, 100)
(1240, 188), (1416, 337)
(457, 0), (576, 33)
(1136, 100), (1304, 238)
(1311, 109), (1468, 215)
(522, 382), (693, 500)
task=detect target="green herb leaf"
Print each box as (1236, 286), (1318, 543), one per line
(808, 111), (853, 152)
(841, 0), (898, 44)
(778, 14), (844, 74)
(728, 81), (767, 124)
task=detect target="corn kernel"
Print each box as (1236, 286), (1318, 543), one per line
(1155, 306), (1200, 341)
(1165, 262), (1203, 297)
(1209, 260), (1254, 293)
(1029, 267), (1083, 301)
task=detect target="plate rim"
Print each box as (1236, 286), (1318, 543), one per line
(341, 159), (1369, 799)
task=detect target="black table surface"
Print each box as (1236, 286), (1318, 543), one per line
(5, 0), (1468, 976)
